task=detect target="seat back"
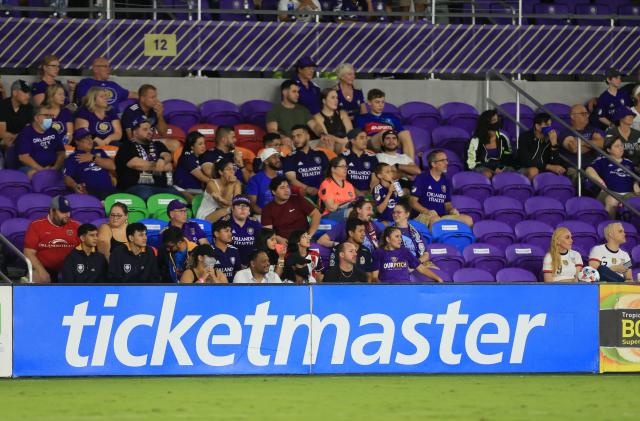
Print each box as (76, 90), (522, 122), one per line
(147, 194), (189, 222)
(235, 124), (267, 155)
(66, 194), (106, 223)
(473, 220), (515, 250)
(565, 196), (609, 226)
(452, 171), (494, 203)
(533, 173), (575, 204)
(514, 220), (554, 251)
(439, 102), (479, 135)
(0, 195), (17, 226)
(491, 172), (533, 202)
(138, 218), (168, 249)
(453, 268), (495, 283)
(200, 99), (243, 125)
(431, 220), (475, 253)
(496, 267), (538, 283)
(463, 243), (506, 276)
(451, 195), (484, 223)
(0, 169), (31, 201)
(0, 218), (31, 251)
(17, 193), (52, 219)
(426, 243), (465, 275)
(505, 243), (546, 279)
(399, 101), (441, 131)
(431, 125), (471, 158)
(188, 123), (218, 149)
(524, 196), (566, 227)
(104, 193), (148, 223)
(483, 195), (525, 227)
(557, 220), (599, 251)
(239, 99), (273, 129)
(31, 169), (67, 196)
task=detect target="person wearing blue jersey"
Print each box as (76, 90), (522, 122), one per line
(211, 219), (242, 283)
(63, 128), (115, 199)
(283, 124), (329, 196)
(591, 68), (632, 130)
(16, 106), (65, 178)
(247, 147), (282, 215)
(223, 195), (262, 267)
(76, 57), (136, 108)
(342, 128), (378, 196)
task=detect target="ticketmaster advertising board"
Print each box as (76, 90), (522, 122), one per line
(12, 284), (599, 376)
(0, 285), (12, 377)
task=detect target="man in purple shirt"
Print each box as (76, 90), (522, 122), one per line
(16, 106), (65, 177)
(212, 219), (242, 283)
(165, 199), (209, 245)
(591, 68), (632, 131)
(222, 195), (262, 267)
(283, 124), (328, 194)
(341, 128), (378, 195)
(294, 56), (322, 115)
(559, 104), (604, 169)
(76, 57), (136, 108)
(63, 128), (116, 199)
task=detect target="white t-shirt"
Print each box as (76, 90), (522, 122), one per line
(233, 268), (282, 284)
(543, 250), (583, 282)
(588, 244), (631, 268)
(375, 152), (414, 167)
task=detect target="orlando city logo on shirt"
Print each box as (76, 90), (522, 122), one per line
(96, 122), (112, 135)
(123, 264), (131, 273)
(76, 264), (85, 274)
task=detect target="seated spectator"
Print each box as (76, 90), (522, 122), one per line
(196, 158), (242, 222)
(266, 80), (320, 146)
(606, 107), (640, 167)
(174, 131), (212, 195)
(589, 222), (633, 282)
(312, 88), (352, 153)
(108, 222), (161, 283)
(355, 89), (415, 160)
(334, 63), (367, 121)
(16, 106), (65, 178)
(282, 253), (316, 284)
(318, 156), (357, 220)
(158, 226), (197, 283)
(391, 200), (428, 261)
(543, 227), (583, 283)
(63, 128), (115, 199)
(211, 219), (242, 283)
(324, 241), (368, 283)
(257, 227), (287, 278)
(180, 244), (227, 283)
(327, 218), (374, 282)
(222, 195), (262, 266)
(467, 109), (514, 179)
(74, 87), (122, 146)
(165, 199), (209, 244)
(97, 202), (128, 261)
(115, 119), (179, 201)
(61, 223), (108, 283)
(233, 250), (283, 284)
(31, 54), (76, 106)
(591, 68), (631, 131)
(372, 162), (403, 223)
(247, 147), (282, 215)
(342, 128), (378, 196)
(76, 57), (136, 108)
(585, 137), (639, 218)
(43, 84), (73, 143)
(559, 104), (604, 170)
(0, 80), (32, 153)
(410, 149), (473, 227)
(294, 56), (321, 114)
(283, 124), (329, 196)
(261, 132), (288, 156)
(285, 229), (324, 282)
(375, 130), (420, 180)
(631, 85), (640, 131)
(121, 84), (168, 143)
(317, 196), (379, 252)
(24, 196), (80, 283)
(372, 226), (443, 283)
(202, 125), (251, 183)
(261, 175), (321, 242)
(516, 112), (565, 181)
(278, 0), (321, 22)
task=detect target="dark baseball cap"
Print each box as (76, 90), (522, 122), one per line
(613, 106), (635, 122)
(73, 128), (92, 142)
(381, 129), (398, 140)
(191, 244), (215, 258)
(51, 195), (71, 213)
(605, 68), (623, 79)
(347, 128), (364, 140)
(11, 79), (31, 93)
(232, 195), (251, 207)
(295, 56), (317, 69)
(166, 199), (187, 216)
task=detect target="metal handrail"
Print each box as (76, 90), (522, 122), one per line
(0, 233), (32, 284)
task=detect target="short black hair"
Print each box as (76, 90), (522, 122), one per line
(280, 79), (297, 91)
(290, 124), (309, 134)
(248, 249), (267, 263)
(346, 218), (365, 237)
(215, 125), (235, 142)
(263, 132), (281, 146)
(374, 162), (390, 176)
(427, 149), (446, 169)
(212, 219), (232, 233)
(162, 226), (184, 245)
(533, 113), (551, 126)
(269, 175), (289, 192)
(77, 223), (98, 237)
(367, 88), (385, 101)
(126, 222), (147, 240)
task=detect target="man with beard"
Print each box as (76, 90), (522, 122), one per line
(233, 250), (282, 283)
(374, 130), (420, 180)
(247, 147), (282, 214)
(283, 124), (328, 196)
(222, 195), (262, 267)
(202, 125), (252, 183)
(327, 218), (374, 282)
(324, 241), (368, 283)
(24, 195), (81, 283)
(266, 80), (319, 147)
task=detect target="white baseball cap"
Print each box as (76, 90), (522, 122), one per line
(259, 148), (279, 162)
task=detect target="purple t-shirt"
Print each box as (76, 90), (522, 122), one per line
(31, 80), (70, 105)
(372, 183), (399, 222)
(76, 106), (120, 141)
(337, 86), (365, 121)
(410, 171), (451, 216)
(175, 221), (207, 244)
(283, 148), (328, 189)
(589, 156), (636, 193)
(52, 108), (73, 143)
(16, 125), (64, 167)
(295, 77), (321, 115)
(76, 78), (129, 108)
(373, 247), (420, 283)
(63, 149), (114, 193)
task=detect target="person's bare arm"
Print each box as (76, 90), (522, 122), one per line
(409, 195), (433, 215)
(0, 121), (16, 147)
(340, 110), (353, 132)
(398, 130), (415, 160)
(397, 162), (421, 177)
(53, 151), (65, 170)
(32, 93), (45, 106)
(18, 154), (44, 171)
(24, 248), (51, 283)
(97, 224), (112, 261)
(153, 102), (168, 136)
(416, 264), (443, 283)
(128, 91), (138, 99)
(307, 208), (321, 238)
(286, 171), (316, 195)
(126, 157), (155, 171)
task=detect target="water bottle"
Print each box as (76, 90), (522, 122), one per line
(393, 181), (404, 197)
(166, 171), (174, 187)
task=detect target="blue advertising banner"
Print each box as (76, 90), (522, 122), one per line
(12, 284), (599, 376)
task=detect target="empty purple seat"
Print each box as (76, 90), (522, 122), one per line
(557, 220), (599, 252)
(515, 220), (554, 251)
(0, 218), (30, 251)
(431, 126), (471, 158)
(533, 173), (575, 204)
(426, 243), (465, 275)
(0, 195), (17, 226)
(0, 170), (31, 202)
(219, 0), (257, 21)
(524, 197), (566, 227)
(463, 243), (506, 276)
(451, 195), (483, 223)
(422, 148), (464, 178)
(409, 269), (452, 283)
(31, 169), (67, 196)
(565, 196), (609, 226)
(596, 220), (639, 251)
(66, 194), (105, 223)
(483, 196), (525, 227)
(623, 197), (640, 227)
(439, 102), (479, 135)
(452, 171), (494, 203)
(17, 193), (52, 220)
(200, 99), (243, 126)
(163, 99), (201, 134)
(575, 3), (610, 26)
(473, 220), (515, 250)
(491, 172), (533, 202)
(240, 100), (273, 129)
(539, 103), (571, 126)
(404, 125), (431, 154)
(632, 245), (640, 268)
(453, 268), (495, 283)
(505, 243), (545, 279)
(399, 102), (441, 131)
(533, 3), (570, 25)
(496, 267), (538, 283)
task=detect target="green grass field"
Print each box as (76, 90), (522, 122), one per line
(1, 375), (639, 420)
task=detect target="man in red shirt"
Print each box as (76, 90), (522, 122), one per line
(24, 195), (80, 283)
(261, 175), (321, 244)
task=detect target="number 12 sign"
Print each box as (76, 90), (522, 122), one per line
(144, 34), (177, 57)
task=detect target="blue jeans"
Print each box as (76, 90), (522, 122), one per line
(125, 185), (182, 201)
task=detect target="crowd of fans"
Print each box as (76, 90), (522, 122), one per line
(1, 54), (638, 284)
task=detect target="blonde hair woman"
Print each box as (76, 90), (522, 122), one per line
(74, 86), (122, 146)
(542, 227), (583, 282)
(32, 54), (76, 106)
(43, 84), (73, 143)
(334, 63), (367, 121)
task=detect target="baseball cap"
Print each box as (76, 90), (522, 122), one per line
(166, 199), (187, 216)
(295, 56), (317, 69)
(232, 195), (251, 207)
(259, 148), (279, 162)
(347, 128), (364, 140)
(73, 128), (92, 142)
(51, 195), (71, 213)
(191, 244), (215, 258)
(381, 129), (398, 140)
(605, 68), (623, 79)
(11, 80), (31, 94)
(129, 115), (149, 129)
(613, 106), (635, 122)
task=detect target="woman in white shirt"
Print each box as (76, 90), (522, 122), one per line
(543, 227), (583, 283)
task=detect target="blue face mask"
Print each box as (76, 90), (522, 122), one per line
(540, 126), (554, 136)
(41, 118), (53, 130)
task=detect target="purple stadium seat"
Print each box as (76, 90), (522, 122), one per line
(91, 218), (110, 228)
(539, 103), (571, 126)
(451, 195), (484, 223)
(162, 99), (201, 134)
(453, 268), (495, 283)
(240, 99), (273, 129)
(431, 125), (471, 158)
(533, 3), (571, 25)
(572, 244), (589, 264)
(219, 0), (257, 21)
(66, 194), (105, 224)
(473, 220), (515, 250)
(498, 102), (534, 143)
(514, 220), (554, 251)
(0, 218), (30, 251)
(491, 172), (533, 202)
(505, 243), (546, 280)
(452, 171), (494, 203)
(557, 220), (599, 252)
(632, 245), (640, 268)
(623, 197), (640, 228)
(118, 98), (137, 115)
(463, 243), (507, 276)
(524, 197), (566, 227)
(200, 99), (243, 126)
(31, 169), (67, 196)
(399, 102), (441, 131)
(496, 267), (538, 283)
(422, 149), (464, 178)
(0, 170), (31, 202)
(426, 243), (465, 275)
(618, 5), (640, 26)
(596, 220), (639, 251)
(483, 196), (525, 227)
(404, 125), (431, 154)
(17, 193), (52, 220)
(532, 173), (575, 204)
(565, 196), (609, 226)
(439, 102), (479, 135)
(138, 218), (168, 249)
(0, 195), (17, 226)
(410, 268), (452, 283)
(574, 3), (610, 26)
(365, 102), (400, 120)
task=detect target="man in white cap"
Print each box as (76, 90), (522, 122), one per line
(246, 147), (282, 215)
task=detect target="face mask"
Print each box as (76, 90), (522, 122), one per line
(294, 266), (309, 279)
(204, 256), (217, 268)
(488, 121), (503, 131)
(42, 118), (52, 130)
(540, 126), (554, 136)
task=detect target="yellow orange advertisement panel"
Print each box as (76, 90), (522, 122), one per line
(599, 284), (640, 373)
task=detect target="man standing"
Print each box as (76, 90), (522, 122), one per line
(516, 113), (565, 181)
(266, 80), (320, 145)
(24, 196), (80, 283)
(211, 219), (242, 283)
(247, 147), (282, 214)
(202, 125), (251, 182)
(76, 57), (136, 108)
(591, 68), (632, 131)
(222, 195), (262, 266)
(588, 222), (633, 282)
(233, 250), (282, 283)
(283, 124), (328, 196)
(108, 222), (161, 283)
(165, 199), (209, 244)
(342, 128), (378, 196)
(61, 223), (108, 283)
(294, 56), (322, 114)
(0, 80), (32, 152)
(324, 241), (368, 283)
(121, 84), (168, 141)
